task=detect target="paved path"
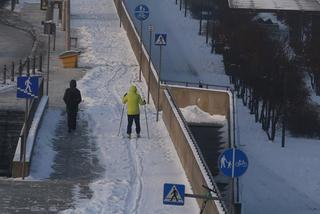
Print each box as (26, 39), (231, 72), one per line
(0, 23), (33, 71)
(0, 3), (101, 213)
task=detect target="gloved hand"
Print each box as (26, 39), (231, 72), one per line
(143, 100), (146, 105)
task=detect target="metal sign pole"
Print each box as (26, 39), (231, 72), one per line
(156, 45), (162, 122)
(139, 20), (143, 82)
(147, 25), (153, 104)
(21, 99), (28, 179)
(46, 32), (51, 96)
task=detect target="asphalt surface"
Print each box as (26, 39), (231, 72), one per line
(0, 3), (99, 213)
(0, 22), (33, 76)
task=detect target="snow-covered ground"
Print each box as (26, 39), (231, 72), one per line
(28, 0), (200, 213)
(124, 0), (229, 85)
(12, 0), (320, 213)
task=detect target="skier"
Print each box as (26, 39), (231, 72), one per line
(122, 85), (146, 138)
(63, 79), (82, 133)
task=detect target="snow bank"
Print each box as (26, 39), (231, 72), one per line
(180, 105), (226, 126)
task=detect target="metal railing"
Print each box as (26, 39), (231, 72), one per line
(162, 79), (231, 90)
(1, 55), (43, 84)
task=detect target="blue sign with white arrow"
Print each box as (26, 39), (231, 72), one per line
(163, 183), (185, 206)
(155, 33), (167, 46)
(17, 76), (40, 99)
(134, 4), (149, 21)
(218, 148), (248, 177)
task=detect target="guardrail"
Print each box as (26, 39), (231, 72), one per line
(162, 79), (231, 90)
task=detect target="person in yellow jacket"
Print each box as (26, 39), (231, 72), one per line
(122, 85), (146, 138)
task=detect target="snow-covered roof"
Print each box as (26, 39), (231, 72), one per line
(228, 0), (320, 12)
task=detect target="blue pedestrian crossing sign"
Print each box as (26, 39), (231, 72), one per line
(218, 148), (248, 177)
(134, 4), (149, 21)
(155, 33), (167, 46)
(17, 76), (40, 99)
(163, 183), (185, 206)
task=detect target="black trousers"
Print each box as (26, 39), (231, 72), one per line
(67, 111), (77, 130)
(127, 114), (140, 135)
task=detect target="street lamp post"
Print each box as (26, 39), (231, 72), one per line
(147, 24), (153, 104)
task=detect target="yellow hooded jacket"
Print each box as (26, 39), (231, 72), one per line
(122, 85), (145, 115)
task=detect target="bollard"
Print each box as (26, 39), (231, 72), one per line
(11, 62), (14, 82)
(3, 65), (7, 84)
(32, 57), (36, 74)
(19, 60), (22, 76)
(27, 57), (30, 76)
(39, 55), (43, 72)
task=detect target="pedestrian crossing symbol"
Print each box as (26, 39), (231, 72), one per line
(163, 183), (185, 206)
(17, 76), (40, 99)
(155, 33), (167, 46)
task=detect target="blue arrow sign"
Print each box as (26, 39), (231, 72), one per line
(218, 148), (248, 177)
(163, 183), (185, 206)
(17, 76), (40, 99)
(155, 33), (167, 46)
(134, 4), (149, 21)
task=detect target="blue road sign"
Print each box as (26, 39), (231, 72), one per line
(134, 4), (149, 21)
(155, 33), (167, 46)
(163, 183), (185, 206)
(218, 148), (248, 177)
(17, 76), (40, 99)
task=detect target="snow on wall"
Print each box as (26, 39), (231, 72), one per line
(180, 105), (226, 126)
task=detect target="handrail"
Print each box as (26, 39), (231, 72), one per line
(162, 79), (231, 90)
(165, 87), (229, 213)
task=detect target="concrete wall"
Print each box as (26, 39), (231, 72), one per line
(168, 86), (230, 116)
(162, 89), (222, 214)
(12, 96), (48, 178)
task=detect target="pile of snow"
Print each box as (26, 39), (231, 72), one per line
(180, 105), (226, 126)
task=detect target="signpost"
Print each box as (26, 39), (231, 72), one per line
(219, 148), (248, 213)
(42, 20), (55, 95)
(154, 33), (167, 122)
(17, 76), (40, 179)
(162, 183), (218, 212)
(17, 76), (40, 99)
(218, 148), (248, 178)
(134, 4), (149, 82)
(163, 183), (185, 206)
(147, 24), (153, 104)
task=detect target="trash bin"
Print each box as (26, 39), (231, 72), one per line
(59, 50), (80, 68)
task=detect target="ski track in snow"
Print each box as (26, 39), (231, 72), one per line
(70, 0), (145, 212)
(125, 138), (143, 214)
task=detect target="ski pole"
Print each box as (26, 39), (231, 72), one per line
(117, 104), (125, 136)
(144, 104), (150, 139)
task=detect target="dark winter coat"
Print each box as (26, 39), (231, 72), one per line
(63, 80), (82, 113)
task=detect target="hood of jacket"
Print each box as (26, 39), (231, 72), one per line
(128, 85), (137, 93)
(70, 79), (77, 88)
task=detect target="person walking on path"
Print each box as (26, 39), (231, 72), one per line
(63, 79), (82, 133)
(122, 85), (146, 138)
